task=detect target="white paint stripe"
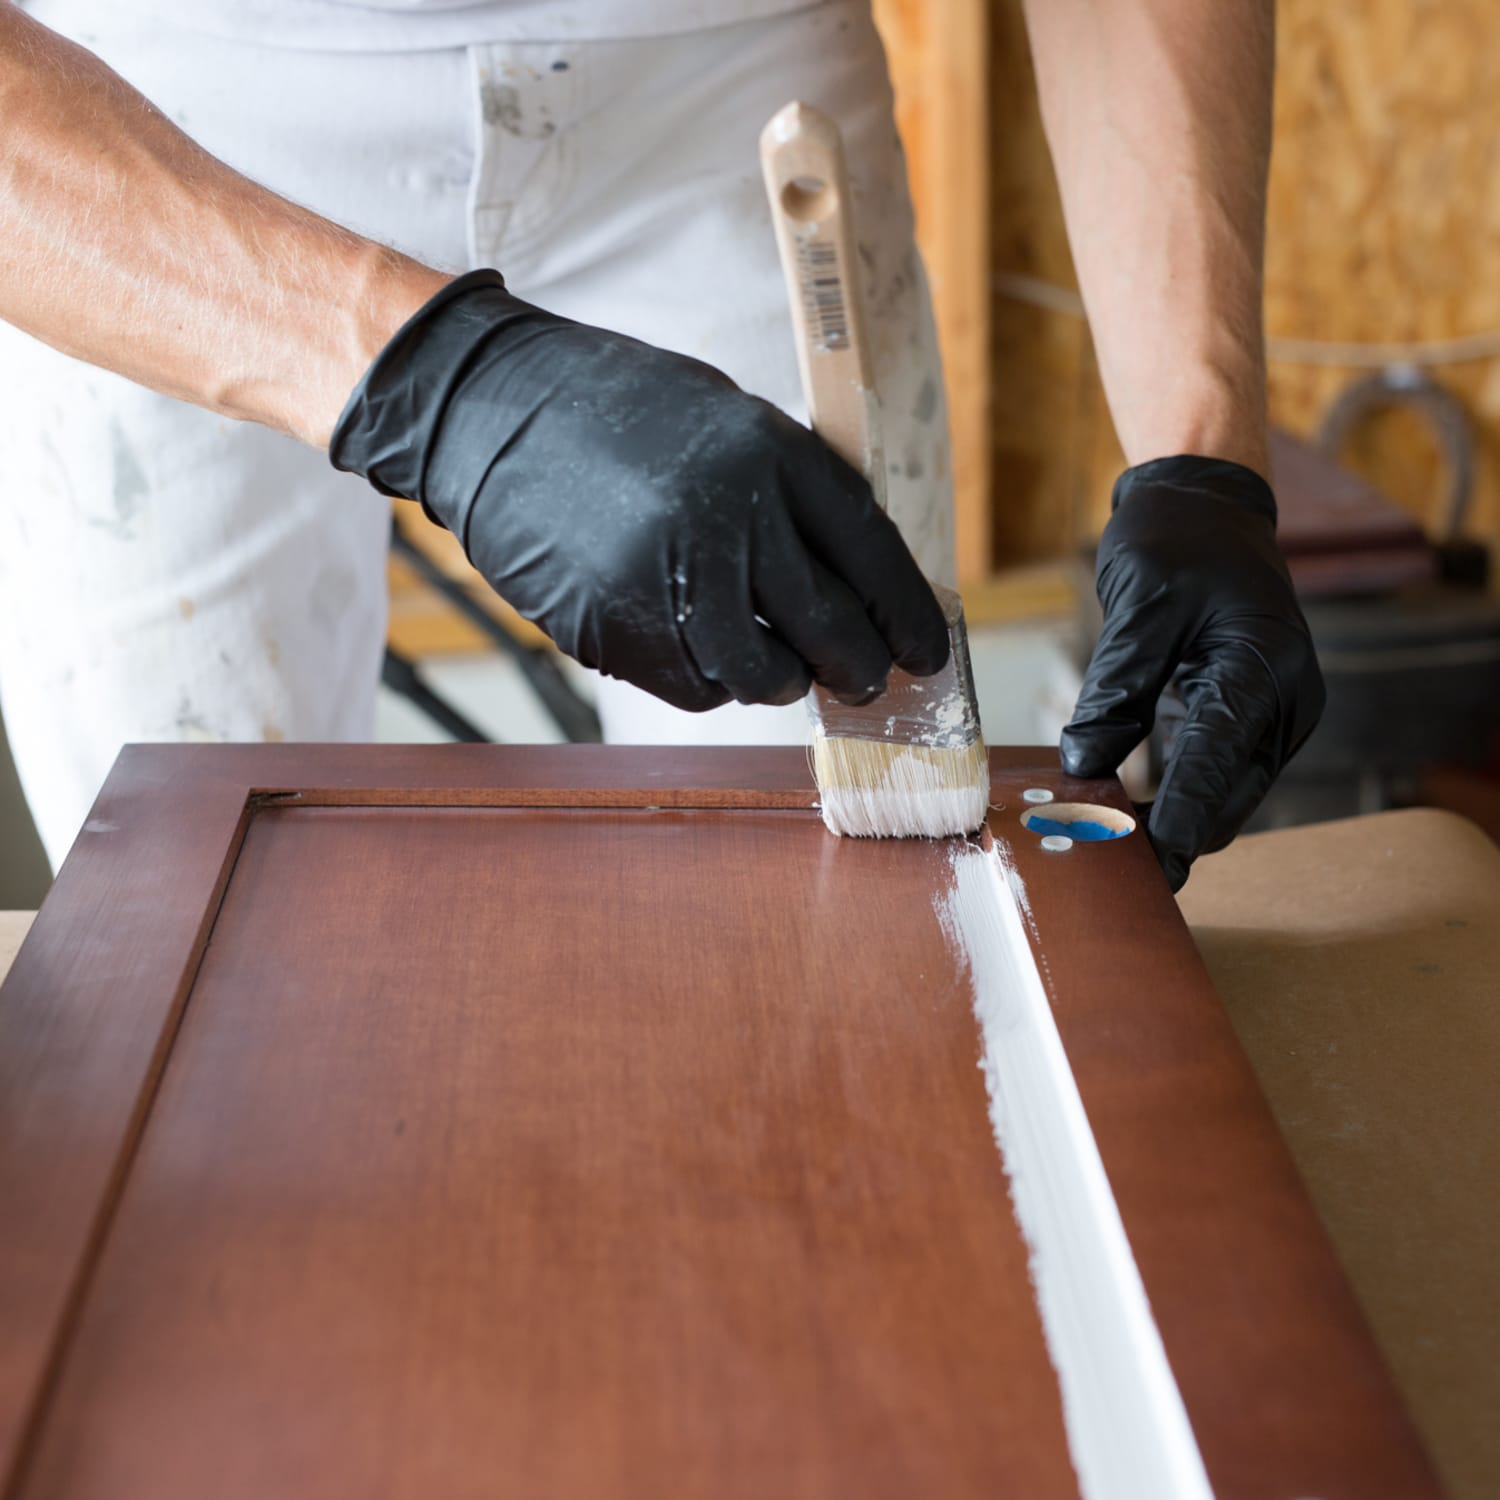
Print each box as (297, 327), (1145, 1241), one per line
(938, 839), (1216, 1500)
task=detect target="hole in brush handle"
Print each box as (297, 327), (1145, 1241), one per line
(780, 175), (836, 222)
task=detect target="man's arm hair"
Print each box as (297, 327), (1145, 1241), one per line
(1020, 0), (1274, 479)
(0, 4), (448, 447)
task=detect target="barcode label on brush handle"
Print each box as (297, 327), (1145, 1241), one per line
(797, 239), (849, 352)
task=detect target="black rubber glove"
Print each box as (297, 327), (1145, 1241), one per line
(1060, 456), (1325, 891)
(330, 270), (949, 712)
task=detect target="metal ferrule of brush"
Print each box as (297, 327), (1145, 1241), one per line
(808, 585), (981, 751)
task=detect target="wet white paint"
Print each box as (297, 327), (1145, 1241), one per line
(938, 839), (1216, 1500)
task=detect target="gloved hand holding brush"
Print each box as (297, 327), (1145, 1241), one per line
(331, 270), (949, 715)
(1061, 458), (1325, 891)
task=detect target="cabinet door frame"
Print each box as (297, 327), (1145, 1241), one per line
(0, 745), (1438, 1496)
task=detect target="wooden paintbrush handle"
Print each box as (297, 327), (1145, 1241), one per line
(760, 101), (886, 509)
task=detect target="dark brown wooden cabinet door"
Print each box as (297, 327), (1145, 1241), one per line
(0, 747), (1441, 1498)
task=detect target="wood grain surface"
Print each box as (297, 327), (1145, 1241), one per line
(984, 757), (1440, 1498)
(0, 748), (815, 1491)
(0, 756), (252, 1490)
(19, 806), (1075, 1498)
(0, 746), (1443, 1498)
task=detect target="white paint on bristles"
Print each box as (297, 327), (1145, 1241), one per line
(938, 839), (1216, 1500)
(812, 731), (989, 838)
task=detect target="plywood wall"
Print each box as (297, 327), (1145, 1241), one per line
(882, 0), (1500, 574)
(1265, 1), (1500, 549)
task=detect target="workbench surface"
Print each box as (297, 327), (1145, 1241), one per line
(1181, 807), (1500, 1500)
(0, 911), (29, 978)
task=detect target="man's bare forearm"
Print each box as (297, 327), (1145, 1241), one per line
(0, 5), (449, 447)
(1021, 0), (1274, 479)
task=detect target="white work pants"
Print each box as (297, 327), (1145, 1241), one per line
(0, 0), (954, 868)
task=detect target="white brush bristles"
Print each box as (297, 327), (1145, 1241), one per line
(813, 732), (990, 838)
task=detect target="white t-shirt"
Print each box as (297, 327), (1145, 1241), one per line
(98, 0), (822, 50)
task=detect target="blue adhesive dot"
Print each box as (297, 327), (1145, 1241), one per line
(1026, 814), (1128, 843)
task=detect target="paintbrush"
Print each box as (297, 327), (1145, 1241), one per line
(760, 101), (989, 838)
